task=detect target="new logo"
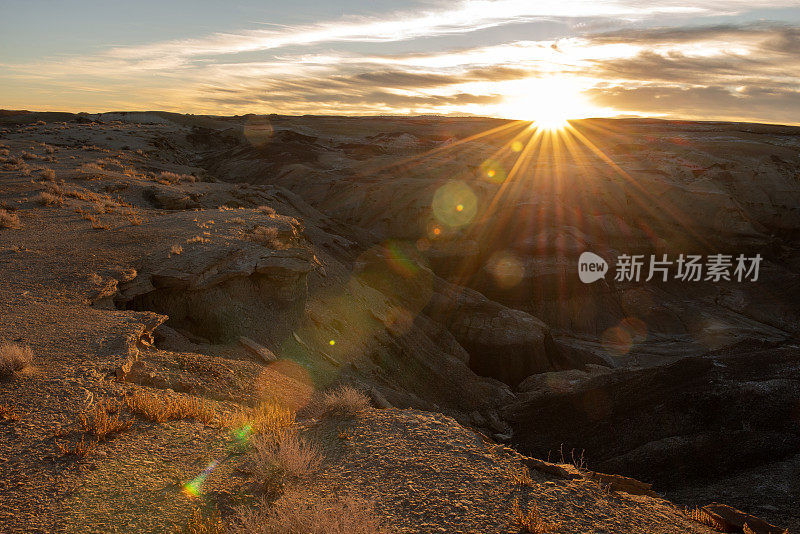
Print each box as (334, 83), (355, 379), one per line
(578, 251), (608, 283)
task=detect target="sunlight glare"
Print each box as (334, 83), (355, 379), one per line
(495, 77), (600, 130)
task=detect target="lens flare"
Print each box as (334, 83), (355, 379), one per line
(243, 116), (274, 147)
(487, 250), (525, 289)
(385, 240), (420, 278)
(183, 459), (221, 498)
(432, 181), (477, 228)
(479, 159), (506, 184)
(601, 317), (647, 357)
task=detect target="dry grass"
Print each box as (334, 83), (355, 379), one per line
(155, 171), (196, 184)
(54, 397), (133, 458)
(323, 385), (371, 416)
(249, 430), (322, 481)
(0, 402), (21, 423)
(511, 466), (535, 488)
(78, 162), (104, 176)
(0, 208), (21, 229)
(78, 207), (111, 230)
(126, 207), (143, 225)
(511, 500), (560, 533)
(80, 397), (133, 441)
(257, 205), (277, 217)
(170, 244), (183, 255)
(250, 225), (281, 248)
(20, 150), (42, 160)
(36, 191), (61, 206)
(223, 400), (295, 436)
(125, 390), (218, 425)
(0, 342), (32, 376)
(684, 507), (728, 531)
(56, 435), (98, 458)
(230, 491), (387, 534)
(174, 507), (226, 534)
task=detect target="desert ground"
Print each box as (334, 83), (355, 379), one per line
(0, 110), (798, 533)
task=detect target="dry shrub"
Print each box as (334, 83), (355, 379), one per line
(231, 491), (387, 534)
(73, 436), (98, 458)
(127, 208), (143, 226)
(56, 435), (98, 458)
(174, 506), (226, 534)
(684, 507), (728, 531)
(0, 209), (21, 229)
(39, 167), (56, 180)
(80, 397), (132, 441)
(36, 191), (61, 206)
(78, 207), (110, 230)
(250, 225), (281, 248)
(155, 171), (195, 184)
(78, 162), (104, 176)
(0, 402), (21, 422)
(230, 217), (245, 225)
(323, 385), (370, 416)
(125, 390), (218, 425)
(0, 342), (32, 376)
(511, 499), (559, 533)
(257, 205), (277, 217)
(511, 466), (535, 488)
(249, 430), (322, 482)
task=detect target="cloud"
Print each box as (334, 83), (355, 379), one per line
(578, 24), (800, 122)
(1, 2), (800, 123)
(586, 84), (800, 122)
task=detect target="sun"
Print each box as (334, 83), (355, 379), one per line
(495, 77), (598, 130)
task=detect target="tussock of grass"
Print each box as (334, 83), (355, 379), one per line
(0, 342), (32, 375)
(125, 390), (218, 425)
(257, 205), (276, 217)
(155, 171), (195, 184)
(0, 209), (21, 229)
(511, 466), (535, 488)
(230, 491), (387, 534)
(222, 399), (296, 435)
(127, 207), (143, 225)
(174, 507), (226, 534)
(323, 385), (371, 416)
(36, 191), (61, 206)
(511, 499), (560, 533)
(250, 225), (282, 248)
(0, 402), (21, 422)
(249, 430), (322, 481)
(78, 162), (104, 176)
(684, 507), (728, 531)
(80, 397), (132, 441)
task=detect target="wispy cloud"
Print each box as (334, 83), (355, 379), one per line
(1, 1), (799, 122)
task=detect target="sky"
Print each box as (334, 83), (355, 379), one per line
(1, 0), (800, 124)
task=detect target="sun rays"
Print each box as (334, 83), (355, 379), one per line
(493, 78), (604, 130)
(356, 109), (710, 303)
